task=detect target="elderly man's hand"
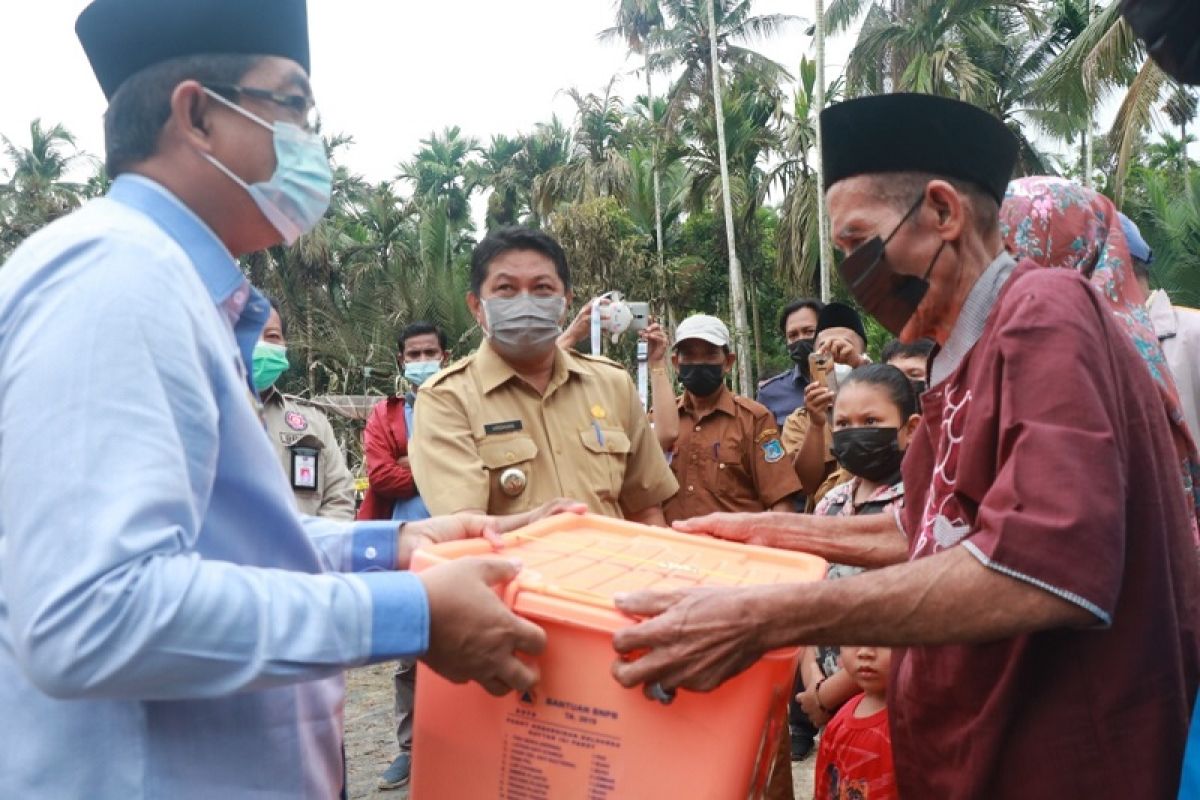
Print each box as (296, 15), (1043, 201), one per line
(419, 557), (547, 696)
(822, 335), (865, 368)
(610, 585), (768, 693)
(671, 512), (778, 548)
(640, 322), (670, 364)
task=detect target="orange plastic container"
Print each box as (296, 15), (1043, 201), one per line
(409, 513), (826, 800)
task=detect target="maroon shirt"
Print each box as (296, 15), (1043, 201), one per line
(894, 261), (1200, 798)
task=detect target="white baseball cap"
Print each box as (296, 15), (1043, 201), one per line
(674, 314), (731, 349)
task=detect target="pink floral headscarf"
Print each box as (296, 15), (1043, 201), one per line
(1001, 176), (1200, 541)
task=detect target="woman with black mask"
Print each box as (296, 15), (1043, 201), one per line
(795, 364), (920, 733)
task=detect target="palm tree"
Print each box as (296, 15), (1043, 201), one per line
(652, 0), (797, 392)
(601, 0), (672, 320)
(398, 126), (478, 270)
(532, 80), (633, 217)
(0, 120), (90, 255)
(833, 0), (1042, 103)
(469, 135), (529, 229)
(1034, 2), (1187, 205)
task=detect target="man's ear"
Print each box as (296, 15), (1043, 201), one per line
(467, 292), (486, 329)
(169, 80), (214, 155)
(925, 179), (966, 242)
(725, 350), (737, 372)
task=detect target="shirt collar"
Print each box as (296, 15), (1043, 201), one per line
(930, 251), (1018, 386)
(1146, 289), (1178, 340)
(680, 385), (737, 419)
(107, 174), (246, 306)
(476, 339), (582, 395)
(107, 174), (270, 387)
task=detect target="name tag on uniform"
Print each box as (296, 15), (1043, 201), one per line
(484, 420), (523, 435)
(291, 446), (319, 491)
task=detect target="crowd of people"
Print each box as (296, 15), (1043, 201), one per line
(2, 0), (1200, 799)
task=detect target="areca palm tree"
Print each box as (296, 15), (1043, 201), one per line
(652, 0), (796, 391)
(398, 126), (478, 270)
(601, 0), (671, 308)
(532, 80), (634, 217)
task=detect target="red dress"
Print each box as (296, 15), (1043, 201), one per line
(893, 262), (1200, 798)
(813, 695), (896, 800)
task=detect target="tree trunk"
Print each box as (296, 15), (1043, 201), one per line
(1083, 0), (1094, 189)
(814, 0), (834, 302)
(707, 0), (752, 395)
(749, 279), (764, 382)
(646, 51), (673, 327)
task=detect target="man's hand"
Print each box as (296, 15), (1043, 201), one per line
(821, 335), (865, 368)
(494, 498), (589, 535)
(804, 381), (835, 428)
(397, 513), (500, 570)
(671, 512), (778, 547)
(610, 585), (768, 693)
(557, 298), (611, 351)
(419, 557), (547, 696)
(640, 322), (670, 364)
(396, 500), (587, 569)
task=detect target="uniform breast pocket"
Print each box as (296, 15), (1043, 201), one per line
(478, 435), (539, 509)
(578, 427), (632, 501)
(716, 457), (756, 504)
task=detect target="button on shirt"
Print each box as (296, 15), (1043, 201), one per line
(411, 340), (678, 517)
(662, 387), (800, 524)
(0, 175), (429, 799)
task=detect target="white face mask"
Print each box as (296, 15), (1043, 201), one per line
(201, 88), (333, 245)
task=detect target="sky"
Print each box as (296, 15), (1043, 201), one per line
(0, 2), (1185, 195)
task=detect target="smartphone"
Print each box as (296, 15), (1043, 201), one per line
(628, 301), (650, 333)
(809, 351), (838, 392)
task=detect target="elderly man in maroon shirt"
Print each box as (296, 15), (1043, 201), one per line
(609, 93), (1200, 799)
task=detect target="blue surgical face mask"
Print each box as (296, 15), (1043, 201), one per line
(202, 88), (333, 245)
(403, 360), (442, 387)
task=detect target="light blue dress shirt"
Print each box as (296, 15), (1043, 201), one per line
(0, 175), (429, 798)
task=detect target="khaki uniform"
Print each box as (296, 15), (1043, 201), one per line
(779, 405), (832, 456)
(261, 391), (355, 521)
(663, 388), (800, 524)
(410, 341), (678, 517)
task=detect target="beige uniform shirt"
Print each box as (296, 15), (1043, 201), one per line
(410, 341), (678, 517)
(261, 391), (355, 521)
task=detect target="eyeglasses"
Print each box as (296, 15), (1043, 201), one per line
(204, 83), (319, 131)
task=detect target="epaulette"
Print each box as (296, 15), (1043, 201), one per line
(571, 350), (625, 371)
(733, 393), (773, 418)
(757, 370), (790, 389)
(422, 353), (476, 390)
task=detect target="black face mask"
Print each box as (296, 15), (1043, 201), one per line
(788, 337), (816, 368)
(831, 427), (905, 483)
(679, 363), (726, 397)
(837, 195), (946, 337)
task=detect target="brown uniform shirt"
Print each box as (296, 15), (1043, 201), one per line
(662, 387), (800, 524)
(409, 340), (678, 517)
(261, 391), (356, 521)
(780, 405), (832, 456)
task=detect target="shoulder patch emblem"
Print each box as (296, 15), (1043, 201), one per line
(756, 427), (780, 443)
(284, 411), (308, 431)
(762, 438), (785, 464)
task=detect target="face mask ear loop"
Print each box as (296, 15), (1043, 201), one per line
(203, 87), (276, 133)
(883, 193), (927, 248)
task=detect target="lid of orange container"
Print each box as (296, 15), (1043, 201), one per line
(411, 513), (826, 634)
